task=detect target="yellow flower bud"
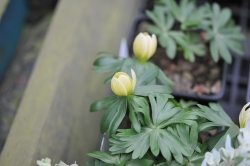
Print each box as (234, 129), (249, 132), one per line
(239, 102), (250, 128)
(133, 32), (157, 62)
(111, 69), (136, 96)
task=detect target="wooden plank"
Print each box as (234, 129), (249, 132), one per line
(0, 0), (141, 165)
(0, 0), (9, 21)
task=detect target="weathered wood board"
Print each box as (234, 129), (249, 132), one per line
(0, 0), (141, 165)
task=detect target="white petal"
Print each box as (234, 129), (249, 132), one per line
(131, 69), (136, 92)
(148, 34), (157, 59)
(133, 33), (148, 60)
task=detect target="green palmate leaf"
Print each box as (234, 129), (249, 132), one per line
(94, 58), (135, 84)
(197, 103), (234, 129)
(175, 123), (199, 154)
(157, 68), (175, 86)
(146, 10), (163, 28)
(206, 124), (240, 150)
(208, 103), (233, 124)
(110, 127), (191, 164)
(224, 39), (244, 55)
(158, 35), (168, 47)
(184, 50), (195, 62)
(110, 94), (200, 164)
(210, 39), (219, 63)
(168, 0), (182, 21)
(100, 97), (127, 136)
(119, 60), (168, 87)
(126, 159), (154, 166)
(129, 96), (152, 128)
(93, 56), (119, 66)
(87, 151), (131, 165)
(146, 24), (162, 35)
(212, 3), (220, 20)
(207, 3), (245, 63)
(158, 110), (198, 128)
(167, 0), (209, 30)
(133, 98), (153, 128)
(153, 6), (166, 26)
(180, 34), (206, 62)
(165, 14), (175, 30)
(135, 63), (159, 86)
(179, 99), (197, 109)
(128, 108), (141, 133)
(198, 122), (224, 132)
(128, 97), (143, 133)
(217, 8), (231, 29)
(149, 94), (179, 125)
(165, 36), (177, 59)
(120, 58), (136, 76)
(93, 62), (123, 74)
(170, 31), (186, 46)
(218, 41), (232, 63)
(133, 85), (172, 96)
(93, 56), (124, 74)
(146, 5), (182, 60)
(97, 51), (119, 57)
(86, 160), (105, 166)
(90, 95), (118, 112)
(183, 153), (205, 166)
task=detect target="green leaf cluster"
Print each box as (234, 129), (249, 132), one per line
(88, 20), (241, 165)
(145, 0), (245, 63)
(89, 52), (240, 164)
(88, 92), (239, 165)
(91, 53), (174, 137)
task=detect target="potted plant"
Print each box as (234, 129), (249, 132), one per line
(128, 0), (245, 101)
(84, 33), (249, 165)
(36, 25), (250, 166)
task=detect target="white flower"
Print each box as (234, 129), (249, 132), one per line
(70, 162), (78, 166)
(55, 161), (78, 166)
(204, 149), (221, 166)
(239, 102), (250, 128)
(240, 121), (250, 139)
(236, 122), (250, 159)
(219, 135), (235, 162)
(37, 158), (51, 166)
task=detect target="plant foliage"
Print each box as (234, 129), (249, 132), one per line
(146, 0), (245, 63)
(85, 1), (246, 165)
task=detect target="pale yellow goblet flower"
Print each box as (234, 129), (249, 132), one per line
(133, 32), (157, 62)
(111, 69), (136, 96)
(239, 102), (250, 128)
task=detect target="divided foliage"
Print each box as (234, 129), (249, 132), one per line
(145, 0), (245, 63)
(88, 93), (239, 165)
(87, 1), (243, 165)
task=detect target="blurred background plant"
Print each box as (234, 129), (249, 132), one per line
(145, 0), (245, 63)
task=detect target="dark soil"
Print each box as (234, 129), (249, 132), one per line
(134, 21), (223, 96)
(150, 48), (222, 96)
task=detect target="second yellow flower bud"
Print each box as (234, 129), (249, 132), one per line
(239, 102), (250, 128)
(133, 32), (157, 62)
(111, 69), (136, 97)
